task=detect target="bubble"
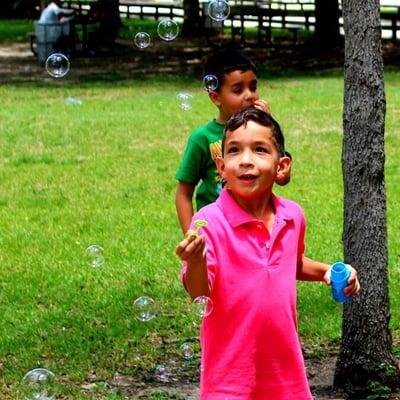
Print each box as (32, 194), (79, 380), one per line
(45, 53), (70, 78)
(176, 92), (193, 110)
(180, 343), (194, 360)
(22, 368), (56, 400)
(86, 245), (104, 268)
(65, 96), (82, 105)
(155, 364), (169, 382)
(157, 18), (179, 41)
(203, 74), (219, 91)
(134, 32), (151, 49)
(193, 295), (213, 318)
(133, 296), (156, 322)
(208, 0), (230, 22)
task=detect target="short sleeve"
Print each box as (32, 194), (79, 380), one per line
(176, 131), (208, 185)
(296, 208), (306, 269)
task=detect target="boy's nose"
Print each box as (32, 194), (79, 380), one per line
(239, 149), (254, 166)
(243, 89), (255, 103)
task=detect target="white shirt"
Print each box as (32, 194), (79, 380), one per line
(39, 2), (73, 23)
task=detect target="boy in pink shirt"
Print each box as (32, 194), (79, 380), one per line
(176, 108), (360, 399)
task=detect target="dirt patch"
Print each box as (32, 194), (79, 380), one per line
(98, 353), (343, 399)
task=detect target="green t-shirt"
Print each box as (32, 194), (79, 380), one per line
(176, 119), (224, 210)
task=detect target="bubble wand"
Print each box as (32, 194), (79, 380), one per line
(189, 219), (208, 237)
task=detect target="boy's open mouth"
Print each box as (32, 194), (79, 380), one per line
(239, 174), (257, 181)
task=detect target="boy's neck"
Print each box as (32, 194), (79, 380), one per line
(230, 190), (276, 232)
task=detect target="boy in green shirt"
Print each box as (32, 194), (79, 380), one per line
(175, 49), (287, 233)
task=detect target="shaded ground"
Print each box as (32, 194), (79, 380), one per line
(106, 354), (345, 400)
(0, 35), (399, 84)
(85, 346), (400, 399)
(1, 37), (399, 399)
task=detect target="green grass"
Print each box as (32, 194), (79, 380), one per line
(0, 19), (34, 42)
(0, 69), (399, 398)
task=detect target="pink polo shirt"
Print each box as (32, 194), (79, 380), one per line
(181, 189), (313, 400)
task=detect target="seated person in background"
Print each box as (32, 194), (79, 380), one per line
(39, 0), (74, 23)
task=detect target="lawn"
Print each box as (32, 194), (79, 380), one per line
(0, 65), (399, 398)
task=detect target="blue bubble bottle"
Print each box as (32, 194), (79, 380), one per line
(330, 262), (351, 303)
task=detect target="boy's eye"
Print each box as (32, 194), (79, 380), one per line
(250, 83), (257, 91)
(255, 146), (267, 153)
(227, 146), (239, 154)
(232, 88), (242, 94)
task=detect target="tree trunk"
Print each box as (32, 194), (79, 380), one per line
(314, 0), (341, 47)
(334, 0), (400, 396)
(182, 0), (201, 37)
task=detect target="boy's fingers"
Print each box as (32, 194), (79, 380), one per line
(176, 235), (196, 257)
(344, 266), (361, 296)
(176, 235), (205, 258)
(254, 99), (271, 114)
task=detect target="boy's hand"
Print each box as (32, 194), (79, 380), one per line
(343, 265), (361, 297)
(176, 232), (206, 264)
(253, 99), (271, 115)
(323, 264), (361, 297)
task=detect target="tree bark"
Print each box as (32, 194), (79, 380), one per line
(314, 0), (341, 47)
(335, 0), (400, 395)
(182, 0), (201, 37)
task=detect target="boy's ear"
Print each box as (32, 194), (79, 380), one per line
(275, 156), (292, 186)
(208, 90), (221, 107)
(215, 156), (225, 178)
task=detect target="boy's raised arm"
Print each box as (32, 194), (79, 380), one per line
(176, 234), (210, 299)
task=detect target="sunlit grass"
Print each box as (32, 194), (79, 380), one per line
(0, 70), (399, 398)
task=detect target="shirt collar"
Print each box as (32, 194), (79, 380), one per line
(216, 188), (294, 228)
(207, 119), (225, 134)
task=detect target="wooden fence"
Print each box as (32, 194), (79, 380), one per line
(62, 1), (400, 43)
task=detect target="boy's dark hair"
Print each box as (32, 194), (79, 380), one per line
(222, 108), (285, 157)
(204, 49), (257, 92)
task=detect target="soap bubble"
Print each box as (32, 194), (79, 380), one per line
(176, 92), (193, 110)
(203, 74), (219, 91)
(134, 32), (151, 49)
(157, 18), (179, 41)
(155, 364), (169, 382)
(193, 295), (213, 317)
(133, 296), (156, 322)
(208, 0), (230, 22)
(86, 245), (104, 268)
(180, 343), (194, 360)
(22, 368), (56, 400)
(65, 96), (82, 105)
(45, 53), (70, 78)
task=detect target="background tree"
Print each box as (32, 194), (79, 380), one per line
(182, 0), (201, 37)
(0, 0), (39, 18)
(314, 0), (341, 47)
(334, 0), (400, 396)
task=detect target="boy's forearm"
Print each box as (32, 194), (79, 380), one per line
(175, 183), (194, 233)
(185, 259), (210, 299)
(297, 256), (330, 281)
(177, 208), (193, 234)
